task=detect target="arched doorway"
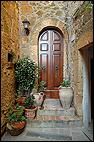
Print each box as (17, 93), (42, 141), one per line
(38, 27), (64, 99)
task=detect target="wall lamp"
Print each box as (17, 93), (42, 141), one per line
(22, 19), (30, 36)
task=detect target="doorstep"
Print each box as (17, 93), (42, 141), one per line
(26, 115), (83, 128)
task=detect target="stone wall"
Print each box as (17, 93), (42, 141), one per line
(18, 1), (83, 79)
(18, 1), (70, 79)
(70, 1), (93, 116)
(18, 1), (93, 117)
(1, 1), (19, 134)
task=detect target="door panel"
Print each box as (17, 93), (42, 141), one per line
(39, 30), (63, 98)
(40, 54), (48, 87)
(53, 31), (60, 41)
(41, 31), (48, 41)
(40, 43), (48, 51)
(52, 54), (61, 87)
(52, 43), (61, 51)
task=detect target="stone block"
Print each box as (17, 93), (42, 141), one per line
(21, 5), (32, 15)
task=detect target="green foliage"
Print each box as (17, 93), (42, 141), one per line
(24, 95), (35, 109)
(85, 3), (93, 12)
(8, 113), (17, 122)
(38, 80), (46, 92)
(60, 79), (70, 87)
(16, 103), (24, 116)
(14, 57), (38, 95)
(8, 104), (26, 122)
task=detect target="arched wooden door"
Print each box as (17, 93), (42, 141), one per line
(39, 29), (63, 98)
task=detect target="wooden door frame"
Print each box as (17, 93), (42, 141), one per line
(38, 26), (64, 96)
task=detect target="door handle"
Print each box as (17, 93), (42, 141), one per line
(41, 65), (46, 71)
(55, 65), (58, 77)
(55, 65), (58, 70)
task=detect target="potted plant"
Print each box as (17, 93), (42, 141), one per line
(59, 79), (74, 109)
(24, 95), (38, 119)
(15, 91), (26, 106)
(14, 57), (38, 107)
(31, 80), (46, 109)
(38, 80), (46, 93)
(14, 57), (38, 97)
(6, 104), (26, 136)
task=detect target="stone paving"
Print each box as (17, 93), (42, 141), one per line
(1, 126), (93, 141)
(1, 99), (93, 141)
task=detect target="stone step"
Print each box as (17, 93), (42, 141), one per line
(25, 127), (72, 141)
(2, 128), (72, 141)
(37, 107), (75, 116)
(26, 115), (82, 128)
(44, 99), (61, 106)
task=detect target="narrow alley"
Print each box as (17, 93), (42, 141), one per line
(1, 1), (93, 141)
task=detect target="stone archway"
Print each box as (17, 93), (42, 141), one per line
(30, 18), (69, 79)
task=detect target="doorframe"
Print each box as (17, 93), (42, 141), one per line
(80, 43), (93, 128)
(38, 26), (64, 83)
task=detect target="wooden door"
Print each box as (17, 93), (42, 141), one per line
(39, 30), (63, 98)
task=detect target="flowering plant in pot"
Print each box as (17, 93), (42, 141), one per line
(6, 104), (26, 136)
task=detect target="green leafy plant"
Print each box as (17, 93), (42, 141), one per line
(38, 80), (46, 92)
(60, 79), (70, 87)
(14, 57), (38, 96)
(24, 95), (35, 109)
(7, 104), (26, 122)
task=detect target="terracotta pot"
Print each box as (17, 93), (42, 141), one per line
(25, 107), (37, 119)
(16, 97), (26, 106)
(59, 87), (74, 109)
(11, 121), (26, 129)
(7, 121), (26, 136)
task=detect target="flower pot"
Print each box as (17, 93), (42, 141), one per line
(7, 121), (26, 136)
(59, 87), (74, 109)
(11, 121), (26, 129)
(16, 97), (26, 106)
(25, 106), (37, 119)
